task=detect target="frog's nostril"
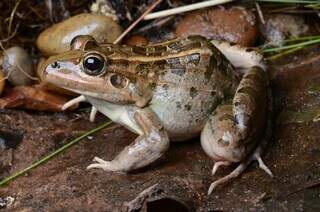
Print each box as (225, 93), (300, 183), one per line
(51, 62), (60, 69)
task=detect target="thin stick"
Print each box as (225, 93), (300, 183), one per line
(8, 0), (23, 37)
(143, 0), (234, 20)
(113, 0), (163, 44)
(255, 2), (266, 24)
(0, 121), (113, 186)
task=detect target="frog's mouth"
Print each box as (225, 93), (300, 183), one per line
(43, 58), (104, 91)
(44, 63), (134, 104)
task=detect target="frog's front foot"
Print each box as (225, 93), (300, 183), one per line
(87, 108), (169, 173)
(87, 157), (121, 172)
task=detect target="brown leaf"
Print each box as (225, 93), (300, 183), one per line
(0, 85), (78, 112)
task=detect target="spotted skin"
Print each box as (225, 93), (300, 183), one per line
(41, 35), (272, 194)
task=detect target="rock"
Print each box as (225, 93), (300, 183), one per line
(125, 35), (149, 46)
(0, 69), (5, 96)
(36, 13), (123, 56)
(2, 46), (35, 86)
(90, 0), (118, 22)
(260, 14), (310, 47)
(175, 6), (258, 46)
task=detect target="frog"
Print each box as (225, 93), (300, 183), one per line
(40, 35), (273, 195)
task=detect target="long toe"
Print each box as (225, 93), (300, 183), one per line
(87, 162), (113, 171)
(93, 156), (108, 163)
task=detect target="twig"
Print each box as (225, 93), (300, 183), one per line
(255, 2), (266, 24)
(0, 121), (113, 186)
(0, 24), (19, 43)
(144, 0), (234, 20)
(113, 0), (163, 44)
(8, 0), (23, 37)
(134, 16), (174, 34)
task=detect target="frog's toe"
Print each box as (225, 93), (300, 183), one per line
(87, 162), (108, 170)
(92, 156), (107, 163)
(212, 161), (231, 176)
(208, 161), (249, 195)
(253, 151), (273, 177)
(87, 157), (117, 171)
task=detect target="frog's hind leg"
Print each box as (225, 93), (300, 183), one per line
(211, 161), (231, 176)
(211, 40), (266, 71)
(201, 66), (273, 195)
(87, 108), (170, 172)
(207, 143), (273, 195)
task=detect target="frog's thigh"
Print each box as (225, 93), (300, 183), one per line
(201, 105), (245, 163)
(211, 40), (265, 71)
(87, 108), (169, 172)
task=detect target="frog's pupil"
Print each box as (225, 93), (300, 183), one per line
(84, 56), (104, 75)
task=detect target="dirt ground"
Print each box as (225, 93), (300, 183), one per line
(0, 47), (320, 211)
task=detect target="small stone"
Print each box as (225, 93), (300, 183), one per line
(36, 13), (123, 56)
(125, 35), (149, 46)
(2, 46), (35, 86)
(260, 14), (310, 47)
(175, 6), (258, 46)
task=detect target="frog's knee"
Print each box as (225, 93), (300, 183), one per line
(201, 106), (245, 163)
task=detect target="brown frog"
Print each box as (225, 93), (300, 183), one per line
(40, 35), (272, 194)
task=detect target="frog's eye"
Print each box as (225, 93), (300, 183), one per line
(83, 54), (105, 76)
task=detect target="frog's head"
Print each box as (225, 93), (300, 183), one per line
(41, 35), (151, 106)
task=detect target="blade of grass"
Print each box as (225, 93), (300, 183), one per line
(267, 46), (304, 60)
(283, 35), (320, 43)
(0, 120), (113, 187)
(263, 37), (320, 53)
(8, 0), (22, 37)
(260, 35), (320, 49)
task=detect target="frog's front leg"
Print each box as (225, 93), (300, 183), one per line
(201, 66), (273, 195)
(87, 108), (169, 172)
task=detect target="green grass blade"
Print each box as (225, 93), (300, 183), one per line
(0, 120), (113, 186)
(263, 38), (320, 53)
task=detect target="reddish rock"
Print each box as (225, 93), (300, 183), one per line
(175, 7), (258, 46)
(125, 35), (149, 46)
